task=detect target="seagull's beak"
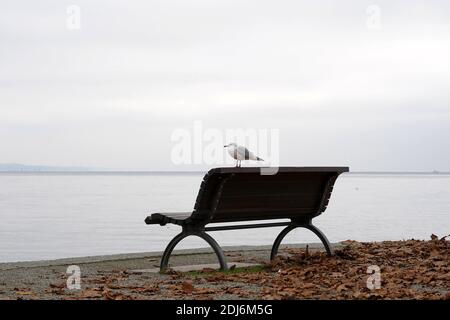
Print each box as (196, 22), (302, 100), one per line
(223, 145), (228, 148)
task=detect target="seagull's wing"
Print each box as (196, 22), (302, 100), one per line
(236, 145), (257, 160)
(227, 146), (238, 160)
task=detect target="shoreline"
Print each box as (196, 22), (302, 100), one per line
(2, 171), (450, 175)
(0, 242), (336, 271)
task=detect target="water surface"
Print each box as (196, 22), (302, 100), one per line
(0, 172), (448, 262)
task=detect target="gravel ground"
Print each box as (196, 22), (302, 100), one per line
(1, 240), (447, 300)
(0, 243), (329, 300)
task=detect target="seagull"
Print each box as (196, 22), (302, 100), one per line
(224, 143), (264, 167)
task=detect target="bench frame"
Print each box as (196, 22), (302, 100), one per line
(146, 167), (348, 271)
(160, 218), (333, 271)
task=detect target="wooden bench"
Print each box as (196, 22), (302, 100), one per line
(145, 167), (349, 271)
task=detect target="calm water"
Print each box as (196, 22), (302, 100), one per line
(0, 172), (449, 263)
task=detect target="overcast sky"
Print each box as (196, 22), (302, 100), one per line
(1, 0), (449, 171)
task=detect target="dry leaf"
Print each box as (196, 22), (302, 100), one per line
(181, 281), (195, 293)
(336, 284), (349, 293)
(80, 288), (103, 299)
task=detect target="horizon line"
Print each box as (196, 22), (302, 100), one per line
(0, 170), (449, 174)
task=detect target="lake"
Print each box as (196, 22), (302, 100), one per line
(0, 172), (449, 262)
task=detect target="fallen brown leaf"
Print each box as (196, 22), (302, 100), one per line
(181, 281), (195, 293)
(80, 288), (103, 299)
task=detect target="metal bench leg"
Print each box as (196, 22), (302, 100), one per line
(270, 224), (297, 260)
(198, 232), (229, 271)
(303, 224), (334, 256)
(270, 223), (333, 260)
(160, 231), (228, 272)
(160, 232), (188, 271)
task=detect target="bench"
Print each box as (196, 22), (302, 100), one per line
(145, 167), (349, 271)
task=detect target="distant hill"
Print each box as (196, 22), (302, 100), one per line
(0, 163), (91, 172)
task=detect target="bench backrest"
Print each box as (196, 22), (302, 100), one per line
(191, 167), (348, 224)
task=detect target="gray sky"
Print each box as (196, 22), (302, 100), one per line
(1, 0), (450, 171)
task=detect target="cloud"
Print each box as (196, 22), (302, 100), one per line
(0, 0), (449, 170)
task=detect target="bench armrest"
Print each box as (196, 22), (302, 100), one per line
(144, 212), (193, 226)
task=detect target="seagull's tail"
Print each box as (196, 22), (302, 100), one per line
(256, 157), (264, 161)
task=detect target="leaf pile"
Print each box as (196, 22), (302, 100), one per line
(203, 236), (449, 300)
(4, 236), (448, 300)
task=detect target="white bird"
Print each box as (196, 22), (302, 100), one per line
(224, 143), (264, 167)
